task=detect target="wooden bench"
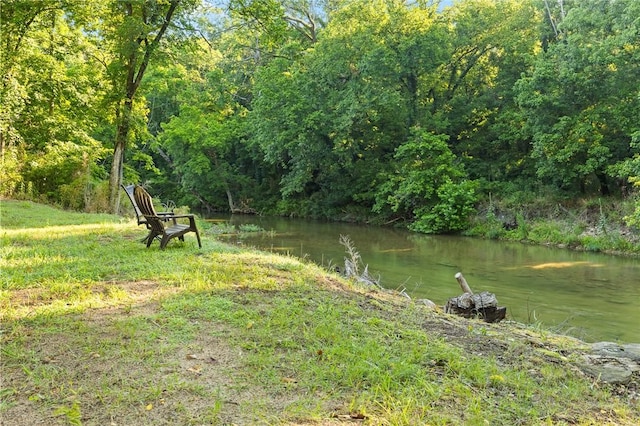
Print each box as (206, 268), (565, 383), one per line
(132, 185), (202, 250)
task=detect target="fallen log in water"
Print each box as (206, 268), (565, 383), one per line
(445, 272), (507, 323)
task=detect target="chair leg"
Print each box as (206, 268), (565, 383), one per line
(194, 229), (202, 248)
(160, 235), (171, 250)
(141, 231), (152, 244)
(146, 231), (160, 248)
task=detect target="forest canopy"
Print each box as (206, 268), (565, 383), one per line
(2, 0), (639, 232)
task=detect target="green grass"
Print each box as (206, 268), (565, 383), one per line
(1, 200), (638, 425)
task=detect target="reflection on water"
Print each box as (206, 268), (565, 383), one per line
(527, 261), (604, 270)
(212, 214), (640, 343)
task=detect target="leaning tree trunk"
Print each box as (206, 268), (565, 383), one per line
(225, 187), (236, 213)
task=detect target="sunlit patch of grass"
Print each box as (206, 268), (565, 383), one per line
(2, 222), (130, 239)
(1, 250), (71, 271)
(196, 250), (316, 292)
(0, 200), (123, 229)
(1, 281), (184, 321)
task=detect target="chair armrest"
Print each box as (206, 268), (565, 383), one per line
(157, 211), (175, 222)
(145, 214), (197, 227)
(166, 214), (195, 219)
(169, 214), (198, 228)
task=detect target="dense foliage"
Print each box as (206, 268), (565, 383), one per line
(2, 0), (639, 233)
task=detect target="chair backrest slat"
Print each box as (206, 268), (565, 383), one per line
(133, 186), (164, 234)
(122, 184), (146, 225)
(133, 186), (156, 215)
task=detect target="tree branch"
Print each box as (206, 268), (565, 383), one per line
(132, 0), (181, 95)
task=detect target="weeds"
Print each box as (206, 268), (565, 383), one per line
(339, 234), (361, 276)
(339, 234), (380, 287)
(204, 222), (236, 235)
(237, 224), (264, 233)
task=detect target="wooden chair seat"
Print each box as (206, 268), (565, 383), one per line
(132, 185), (202, 250)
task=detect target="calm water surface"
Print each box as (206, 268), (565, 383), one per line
(212, 215), (639, 343)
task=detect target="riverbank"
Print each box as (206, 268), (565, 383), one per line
(1, 200), (639, 425)
(465, 196), (640, 256)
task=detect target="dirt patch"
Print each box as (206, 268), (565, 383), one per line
(3, 307), (242, 425)
(1, 282), (350, 425)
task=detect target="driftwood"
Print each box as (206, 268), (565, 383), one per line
(455, 272), (473, 294)
(445, 272), (506, 323)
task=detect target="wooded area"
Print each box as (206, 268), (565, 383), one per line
(1, 0), (639, 234)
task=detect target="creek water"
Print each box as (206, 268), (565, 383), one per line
(211, 214), (639, 343)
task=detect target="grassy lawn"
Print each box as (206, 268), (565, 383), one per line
(1, 200), (638, 425)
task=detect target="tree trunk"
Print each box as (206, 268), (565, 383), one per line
(446, 272), (506, 323)
(109, 99), (132, 213)
(107, 0), (180, 213)
(597, 172), (610, 196)
(109, 141), (125, 213)
(445, 291), (506, 323)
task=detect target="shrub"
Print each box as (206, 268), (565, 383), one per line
(409, 180), (478, 234)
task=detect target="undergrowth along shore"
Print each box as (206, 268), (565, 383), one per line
(465, 197), (640, 256)
(1, 200), (639, 425)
